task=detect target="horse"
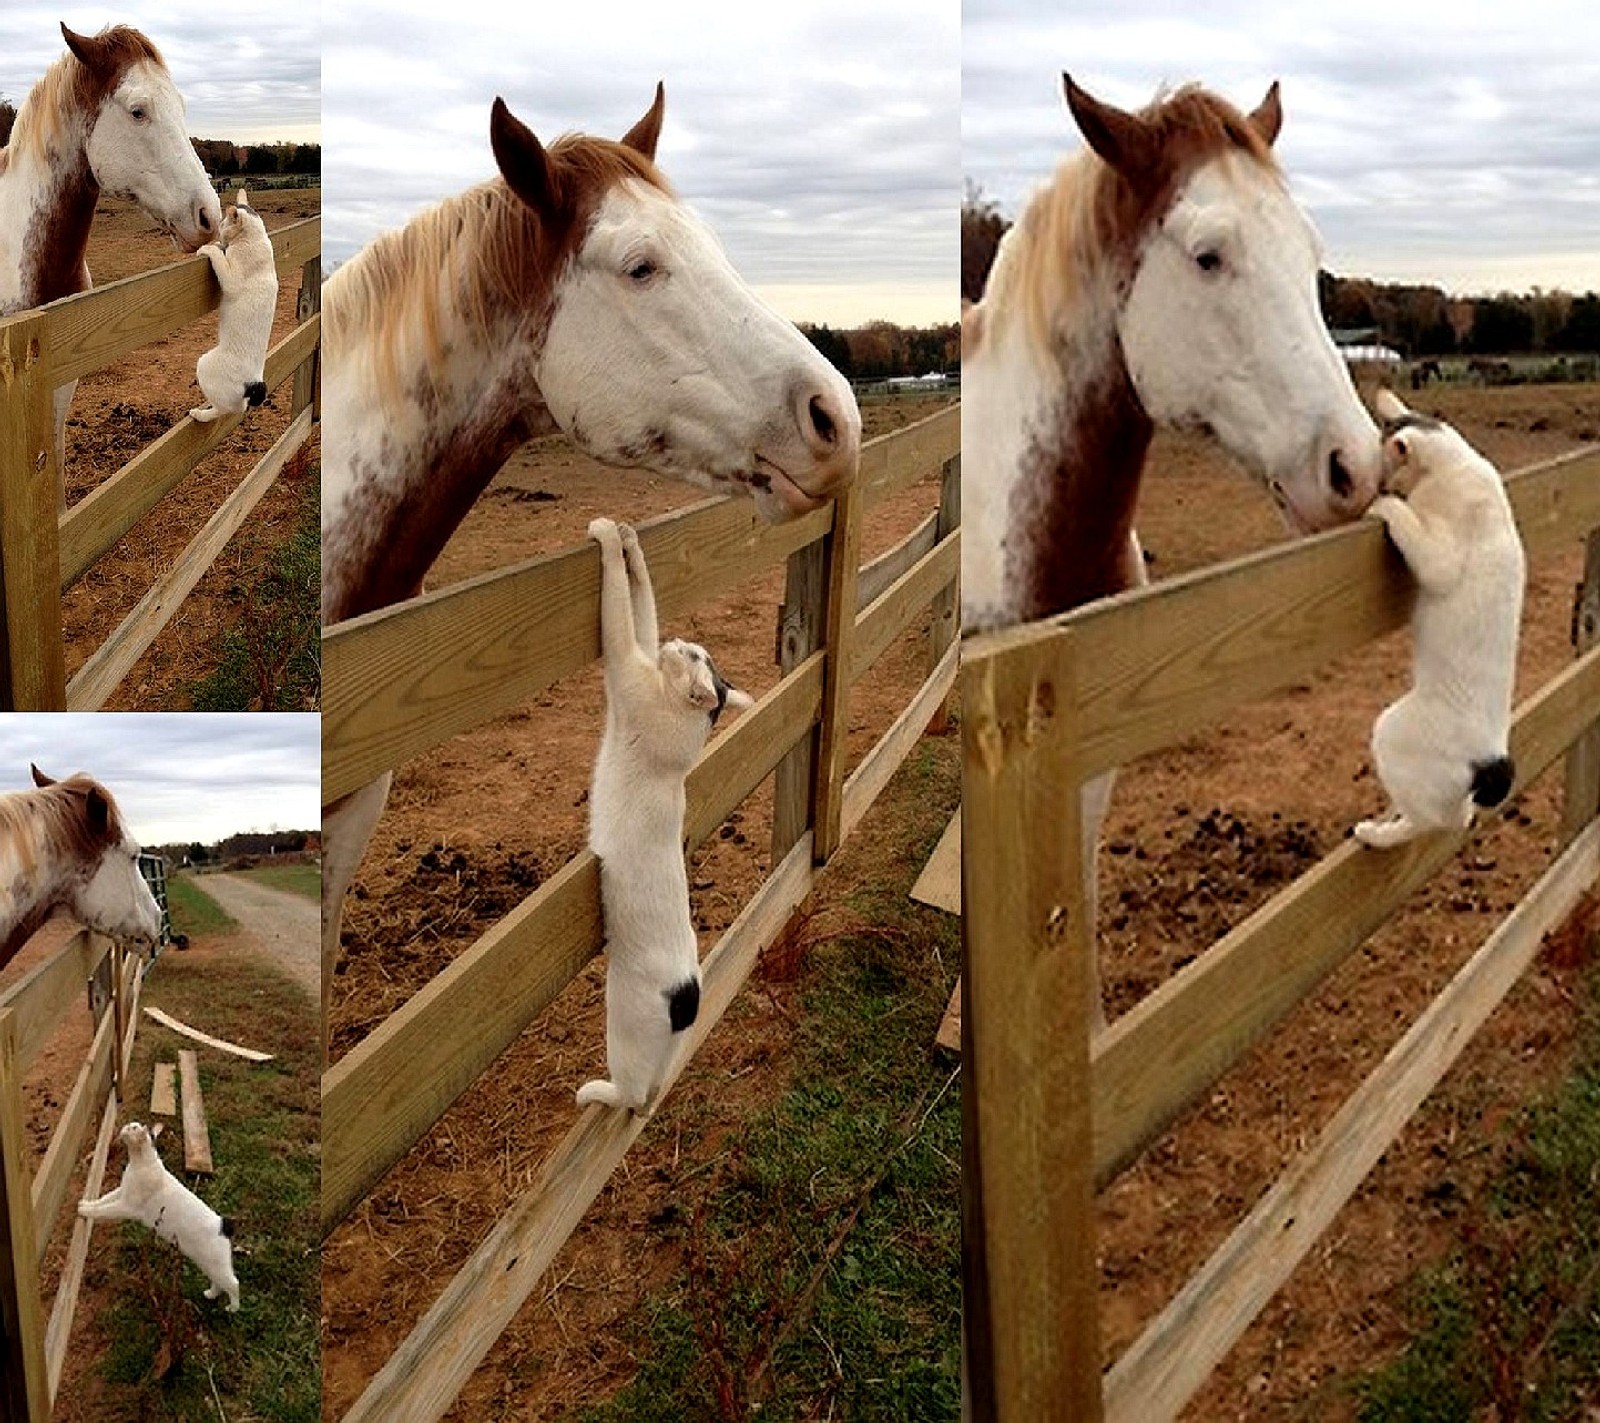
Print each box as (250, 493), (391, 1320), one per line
(0, 764), (162, 972)
(0, 23), (221, 508)
(319, 86), (862, 1060)
(962, 77), (1385, 1025)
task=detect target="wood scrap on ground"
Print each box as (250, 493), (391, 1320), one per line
(150, 1062), (177, 1116)
(143, 1007), (272, 1062)
(177, 1051), (213, 1175)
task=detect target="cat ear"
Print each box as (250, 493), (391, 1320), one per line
(1374, 388), (1408, 423)
(150, 1123), (164, 1141)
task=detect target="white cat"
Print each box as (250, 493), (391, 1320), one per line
(578, 517), (753, 1116)
(1354, 390), (1526, 849)
(78, 1121), (240, 1311)
(190, 189), (277, 424)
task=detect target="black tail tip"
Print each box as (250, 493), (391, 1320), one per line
(243, 381), (267, 407)
(1471, 755), (1515, 808)
(666, 977), (700, 1033)
(219, 1216), (235, 1238)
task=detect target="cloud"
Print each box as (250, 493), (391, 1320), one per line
(964, 0), (1600, 294)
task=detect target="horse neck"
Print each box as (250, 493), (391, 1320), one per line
(0, 95), (97, 314)
(0, 826), (65, 971)
(321, 305), (557, 623)
(965, 284), (1152, 632)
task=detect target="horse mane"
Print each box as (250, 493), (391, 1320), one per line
(981, 84), (1282, 359)
(0, 774), (127, 879)
(0, 27), (166, 177)
(324, 133), (673, 409)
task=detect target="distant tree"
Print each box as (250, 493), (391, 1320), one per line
(800, 323), (853, 378)
(289, 143), (320, 175)
(962, 181), (1008, 304)
(243, 145), (278, 176)
(1554, 293), (1600, 353)
(188, 842), (208, 864)
(1468, 296), (1535, 354)
(0, 97), (15, 147)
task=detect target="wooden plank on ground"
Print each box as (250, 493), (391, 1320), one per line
(150, 1062), (177, 1116)
(67, 405), (313, 710)
(143, 1007), (274, 1062)
(1105, 816), (1600, 1421)
(178, 1051), (213, 1176)
(343, 835), (817, 1423)
(935, 983), (960, 1056)
(911, 810), (960, 915)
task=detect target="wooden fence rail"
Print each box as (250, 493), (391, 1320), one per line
(0, 217), (321, 710)
(961, 444), (1600, 1421)
(322, 403), (960, 1420)
(0, 932), (144, 1423)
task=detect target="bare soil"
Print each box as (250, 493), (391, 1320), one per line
(60, 190), (320, 709)
(195, 872), (319, 1003)
(320, 393), (958, 1420)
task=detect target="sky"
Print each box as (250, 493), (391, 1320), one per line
(0, 715), (320, 846)
(965, 0), (1600, 296)
(0, 3), (320, 145)
(323, 0), (958, 326)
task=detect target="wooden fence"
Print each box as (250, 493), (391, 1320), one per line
(0, 216), (321, 710)
(321, 401), (961, 1420)
(0, 932), (145, 1421)
(961, 443), (1600, 1420)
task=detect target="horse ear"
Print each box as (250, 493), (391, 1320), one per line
(30, 763), (55, 788)
(85, 786), (110, 836)
(620, 82), (665, 162)
(60, 23), (112, 77)
(1248, 80), (1283, 147)
(490, 98), (559, 219)
(1063, 74), (1156, 180)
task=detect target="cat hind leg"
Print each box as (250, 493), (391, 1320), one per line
(190, 405), (221, 423)
(1354, 813), (1423, 850)
(576, 1078), (624, 1109)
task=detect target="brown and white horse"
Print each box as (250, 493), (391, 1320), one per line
(0, 764), (162, 972)
(963, 78), (1385, 1022)
(0, 23), (221, 505)
(320, 87), (862, 1057)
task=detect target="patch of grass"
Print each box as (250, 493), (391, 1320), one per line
(165, 874), (237, 938)
(72, 943), (317, 1420)
(190, 457), (319, 711)
(569, 737), (961, 1423)
(1356, 965), (1600, 1423)
(238, 863), (320, 901)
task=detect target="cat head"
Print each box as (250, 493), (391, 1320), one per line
(117, 1121), (162, 1156)
(658, 639), (753, 727)
(218, 189), (265, 245)
(1373, 389), (1481, 497)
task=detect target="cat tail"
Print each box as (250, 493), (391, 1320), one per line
(243, 381), (267, 408)
(666, 978), (700, 1033)
(219, 1216), (236, 1238)
(1470, 755), (1515, 807)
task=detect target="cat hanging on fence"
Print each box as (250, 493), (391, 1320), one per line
(1354, 390), (1526, 849)
(190, 189), (277, 424)
(79, 1121), (240, 1311)
(579, 517), (753, 1115)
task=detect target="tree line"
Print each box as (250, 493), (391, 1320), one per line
(799, 320), (960, 380)
(963, 188), (1600, 357)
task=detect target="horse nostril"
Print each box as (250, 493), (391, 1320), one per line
(198, 211), (211, 231)
(1329, 449), (1354, 501)
(808, 394), (837, 448)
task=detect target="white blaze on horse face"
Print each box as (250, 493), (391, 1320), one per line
(85, 61), (220, 252)
(1117, 155), (1382, 532)
(535, 182), (860, 521)
(74, 836), (161, 946)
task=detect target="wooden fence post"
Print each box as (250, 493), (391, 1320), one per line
(0, 313), (68, 711)
(0, 1011), (49, 1422)
(772, 536), (829, 862)
(1561, 529), (1600, 843)
(927, 453), (961, 735)
(293, 256), (321, 421)
(811, 484), (863, 863)
(962, 633), (1104, 1421)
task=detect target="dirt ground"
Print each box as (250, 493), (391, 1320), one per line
(196, 873), (319, 1002)
(321, 392), (958, 1419)
(58, 189), (320, 709)
(1098, 381), (1600, 1418)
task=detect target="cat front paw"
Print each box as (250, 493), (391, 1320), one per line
(1366, 494), (1405, 523)
(587, 517), (621, 550)
(77, 1201), (91, 1218)
(576, 1078), (621, 1108)
(190, 405), (219, 424)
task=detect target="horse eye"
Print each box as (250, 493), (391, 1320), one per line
(627, 259), (658, 283)
(129, 105), (147, 121)
(1195, 249), (1223, 274)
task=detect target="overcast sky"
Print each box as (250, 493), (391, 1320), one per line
(965, 0), (1600, 296)
(0, 4), (319, 145)
(0, 715), (319, 846)
(324, 0), (958, 325)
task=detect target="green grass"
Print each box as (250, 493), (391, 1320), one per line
(75, 942), (318, 1420)
(1356, 963), (1600, 1422)
(568, 739), (961, 1423)
(164, 874), (237, 938)
(190, 462), (320, 712)
(238, 863), (320, 901)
